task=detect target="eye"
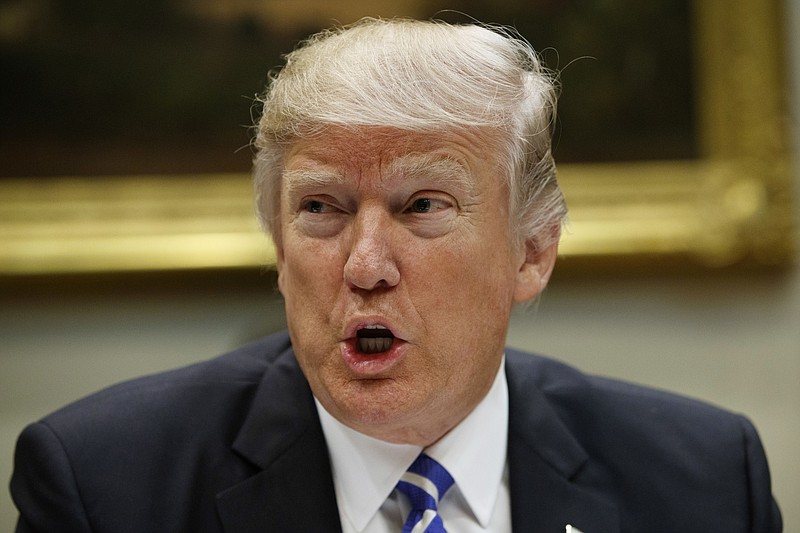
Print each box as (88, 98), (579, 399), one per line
(302, 199), (338, 214)
(305, 200), (325, 213)
(409, 198), (432, 213)
(404, 195), (452, 215)
(401, 193), (457, 238)
(295, 197), (347, 238)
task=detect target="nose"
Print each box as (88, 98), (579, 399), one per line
(343, 207), (400, 291)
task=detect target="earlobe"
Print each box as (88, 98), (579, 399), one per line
(276, 261), (285, 296)
(513, 234), (559, 303)
(273, 236), (286, 296)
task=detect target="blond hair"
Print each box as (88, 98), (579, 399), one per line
(253, 18), (566, 248)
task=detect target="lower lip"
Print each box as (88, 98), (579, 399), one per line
(341, 338), (408, 376)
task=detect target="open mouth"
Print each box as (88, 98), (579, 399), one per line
(356, 325), (395, 354)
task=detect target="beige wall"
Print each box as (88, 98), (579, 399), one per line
(3, 9), (799, 533)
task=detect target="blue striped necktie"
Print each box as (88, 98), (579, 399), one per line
(396, 453), (455, 533)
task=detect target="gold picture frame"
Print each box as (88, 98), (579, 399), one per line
(0, 0), (793, 276)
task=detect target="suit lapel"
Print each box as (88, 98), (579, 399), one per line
(506, 351), (620, 533)
(216, 346), (342, 533)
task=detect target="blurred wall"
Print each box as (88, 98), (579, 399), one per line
(2, 10), (799, 533)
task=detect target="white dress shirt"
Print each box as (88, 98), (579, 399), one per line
(316, 357), (511, 532)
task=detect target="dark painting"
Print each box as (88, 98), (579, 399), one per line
(0, 0), (695, 178)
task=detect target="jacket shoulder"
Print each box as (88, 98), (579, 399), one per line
(42, 330), (292, 423)
(505, 348), (782, 532)
(12, 331), (296, 533)
(506, 347), (741, 428)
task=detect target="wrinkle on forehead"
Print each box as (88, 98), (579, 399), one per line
(387, 152), (475, 194)
(282, 129), (495, 191)
(282, 151), (478, 200)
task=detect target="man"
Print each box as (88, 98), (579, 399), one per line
(11, 18), (781, 532)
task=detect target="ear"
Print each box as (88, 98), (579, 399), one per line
(272, 233), (286, 296)
(513, 228), (560, 303)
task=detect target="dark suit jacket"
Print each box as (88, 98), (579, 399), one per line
(11, 331), (782, 532)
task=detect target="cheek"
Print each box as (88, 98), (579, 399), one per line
(279, 240), (344, 319)
(421, 243), (518, 363)
(282, 227), (342, 281)
(279, 245), (344, 371)
(409, 240), (515, 327)
(432, 224), (518, 294)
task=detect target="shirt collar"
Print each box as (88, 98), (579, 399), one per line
(316, 357), (508, 530)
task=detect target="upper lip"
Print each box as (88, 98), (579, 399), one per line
(343, 317), (403, 340)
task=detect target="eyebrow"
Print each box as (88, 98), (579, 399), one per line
(281, 167), (346, 198)
(281, 152), (475, 197)
(388, 153), (474, 192)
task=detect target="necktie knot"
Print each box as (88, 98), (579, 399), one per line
(396, 453), (454, 533)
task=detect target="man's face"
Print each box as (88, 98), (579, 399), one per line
(276, 126), (554, 445)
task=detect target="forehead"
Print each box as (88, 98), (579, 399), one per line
(282, 127), (501, 184)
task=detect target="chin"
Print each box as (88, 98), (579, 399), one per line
(332, 381), (424, 436)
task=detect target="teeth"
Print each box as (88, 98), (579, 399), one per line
(358, 337), (394, 354)
(356, 325), (394, 354)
